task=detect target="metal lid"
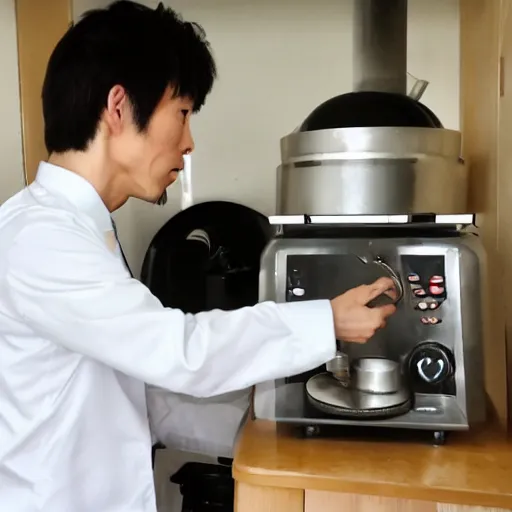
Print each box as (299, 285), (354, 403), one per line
(280, 126), (463, 164)
(298, 92), (439, 132)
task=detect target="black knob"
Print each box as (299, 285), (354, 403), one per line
(408, 342), (454, 385)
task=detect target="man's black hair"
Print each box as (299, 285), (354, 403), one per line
(42, 0), (217, 154)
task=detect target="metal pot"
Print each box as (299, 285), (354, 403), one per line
(353, 357), (401, 394)
(277, 125), (466, 216)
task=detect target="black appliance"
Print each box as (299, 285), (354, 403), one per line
(141, 200), (272, 512)
(141, 201), (273, 314)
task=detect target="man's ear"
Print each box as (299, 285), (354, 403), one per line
(104, 85), (130, 136)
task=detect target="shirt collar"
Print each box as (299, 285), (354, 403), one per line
(35, 161), (113, 232)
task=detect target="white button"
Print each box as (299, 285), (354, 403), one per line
(292, 287), (305, 297)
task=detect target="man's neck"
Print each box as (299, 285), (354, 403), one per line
(48, 152), (128, 212)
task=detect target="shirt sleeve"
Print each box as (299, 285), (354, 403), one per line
(5, 220), (336, 398)
(146, 385), (251, 458)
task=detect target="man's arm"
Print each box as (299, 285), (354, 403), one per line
(146, 385), (251, 458)
(5, 219), (336, 398)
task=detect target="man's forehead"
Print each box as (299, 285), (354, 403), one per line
(166, 86), (194, 107)
(177, 96), (194, 109)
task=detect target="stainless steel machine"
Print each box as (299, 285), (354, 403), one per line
(254, 217), (486, 443)
(252, 0), (487, 443)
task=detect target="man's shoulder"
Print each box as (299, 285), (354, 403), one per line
(0, 184), (100, 257)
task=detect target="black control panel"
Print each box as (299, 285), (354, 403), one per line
(285, 254), (394, 384)
(285, 254), (456, 396)
(401, 255), (446, 326)
(286, 254), (394, 302)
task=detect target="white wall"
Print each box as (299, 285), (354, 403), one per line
(0, 0), (25, 203)
(76, 0), (461, 277)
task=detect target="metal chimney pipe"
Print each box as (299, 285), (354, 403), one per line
(353, 0), (408, 94)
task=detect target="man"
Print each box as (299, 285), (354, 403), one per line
(0, 2), (396, 511)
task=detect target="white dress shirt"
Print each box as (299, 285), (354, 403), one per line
(0, 162), (336, 512)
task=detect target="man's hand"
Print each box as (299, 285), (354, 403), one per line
(330, 277), (397, 343)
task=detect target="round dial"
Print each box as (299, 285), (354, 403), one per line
(408, 342), (454, 385)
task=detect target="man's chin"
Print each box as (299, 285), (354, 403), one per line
(138, 179), (177, 205)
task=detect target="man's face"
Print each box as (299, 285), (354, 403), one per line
(107, 86), (194, 204)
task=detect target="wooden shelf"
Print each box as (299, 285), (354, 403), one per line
(234, 419), (512, 510)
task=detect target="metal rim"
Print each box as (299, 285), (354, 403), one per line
(305, 372), (411, 419)
(372, 258), (404, 304)
(280, 126), (463, 163)
(306, 392), (412, 419)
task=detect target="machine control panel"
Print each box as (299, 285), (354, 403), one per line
(285, 254), (398, 303)
(284, 254), (458, 397)
(401, 255), (447, 326)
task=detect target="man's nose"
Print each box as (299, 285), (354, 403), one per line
(181, 122), (195, 155)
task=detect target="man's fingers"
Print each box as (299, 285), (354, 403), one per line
(375, 304), (396, 320)
(367, 304), (395, 331)
(361, 277), (397, 305)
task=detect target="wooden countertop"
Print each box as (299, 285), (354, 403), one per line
(233, 420), (512, 509)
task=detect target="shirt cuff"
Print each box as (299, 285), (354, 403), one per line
(278, 299), (336, 374)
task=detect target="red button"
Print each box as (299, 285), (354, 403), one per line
(429, 285), (444, 295)
(430, 275), (444, 285)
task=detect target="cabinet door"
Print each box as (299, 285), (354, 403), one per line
(438, 507), (509, 512)
(305, 491), (510, 512)
(15, 0), (71, 184)
(235, 483), (303, 512)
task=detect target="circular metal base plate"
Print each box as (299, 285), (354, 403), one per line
(306, 372), (412, 419)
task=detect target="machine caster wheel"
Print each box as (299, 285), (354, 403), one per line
(302, 425), (320, 438)
(432, 431), (446, 446)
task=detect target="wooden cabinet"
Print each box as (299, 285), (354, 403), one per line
(305, 491), (510, 512)
(233, 421), (512, 512)
(234, 485), (512, 511)
(235, 483), (303, 511)
(497, 0), (512, 428)
(459, 0), (509, 427)
(15, 0), (71, 184)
